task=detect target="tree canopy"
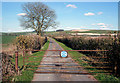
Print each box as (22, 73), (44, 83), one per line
(20, 2), (57, 36)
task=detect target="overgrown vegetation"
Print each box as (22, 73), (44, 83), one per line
(54, 39), (120, 82)
(15, 35), (47, 50)
(54, 33), (120, 77)
(2, 34), (49, 82)
(2, 53), (16, 81)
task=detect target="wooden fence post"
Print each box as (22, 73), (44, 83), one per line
(15, 51), (18, 73)
(114, 62), (117, 76)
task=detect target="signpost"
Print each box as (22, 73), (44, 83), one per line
(60, 51), (68, 58)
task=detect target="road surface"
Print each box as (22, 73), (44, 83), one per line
(32, 38), (97, 81)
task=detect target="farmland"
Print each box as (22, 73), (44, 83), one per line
(2, 1), (119, 82)
(46, 29), (117, 34)
(1, 29), (120, 82)
(45, 30), (118, 37)
(1, 30), (118, 44)
(65, 30), (117, 34)
(1, 32), (35, 44)
(2, 35), (17, 44)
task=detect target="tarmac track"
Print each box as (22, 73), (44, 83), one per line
(32, 38), (98, 82)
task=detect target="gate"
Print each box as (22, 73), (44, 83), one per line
(14, 49), (113, 75)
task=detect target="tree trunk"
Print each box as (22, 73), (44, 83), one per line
(37, 32), (39, 35)
(36, 31), (39, 35)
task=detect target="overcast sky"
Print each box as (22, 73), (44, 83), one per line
(1, 1), (119, 32)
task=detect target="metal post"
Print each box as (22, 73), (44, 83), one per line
(15, 51), (18, 73)
(23, 50), (25, 66)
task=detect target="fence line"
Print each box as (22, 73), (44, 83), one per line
(5, 49), (109, 74)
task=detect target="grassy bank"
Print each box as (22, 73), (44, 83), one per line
(54, 39), (119, 82)
(11, 40), (49, 81)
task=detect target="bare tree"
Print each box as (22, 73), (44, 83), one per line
(20, 2), (57, 36)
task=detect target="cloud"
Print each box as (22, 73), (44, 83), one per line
(97, 23), (105, 26)
(91, 23), (113, 30)
(84, 12), (95, 16)
(98, 12), (103, 15)
(92, 23), (113, 27)
(17, 13), (27, 16)
(84, 12), (103, 16)
(66, 4), (77, 8)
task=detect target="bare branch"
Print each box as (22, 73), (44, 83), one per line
(19, 2), (57, 36)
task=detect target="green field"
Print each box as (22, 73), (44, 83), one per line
(2, 35), (17, 44)
(65, 30), (117, 34)
(45, 30), (117, 37)
(1, 31), (35, 36)
(1, 30), (117, 45)
(1, 31), (35, 44)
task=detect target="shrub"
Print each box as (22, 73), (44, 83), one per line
(54, 35), (120, 76)
(2, 52), (16, 81)
(15, 35), (46, 50)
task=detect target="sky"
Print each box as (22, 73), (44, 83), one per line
(1, 1), (119, 32)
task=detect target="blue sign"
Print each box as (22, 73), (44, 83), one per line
(60, 51), (68, 58)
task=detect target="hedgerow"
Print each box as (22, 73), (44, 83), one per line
(15, 35), (47, 50)
(54, 35), (120, 76)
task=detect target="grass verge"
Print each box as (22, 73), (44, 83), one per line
(11, 40), (49, 81)
(54, 39), (120, 82)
